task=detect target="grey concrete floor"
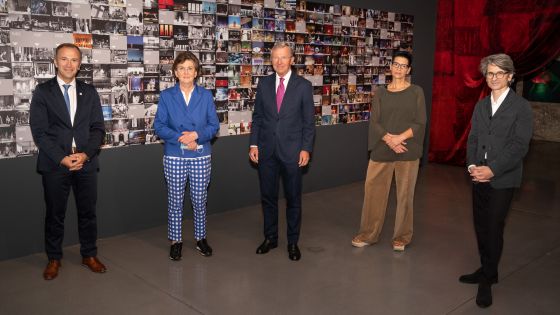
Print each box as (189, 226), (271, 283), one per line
(1, 141), (559, 315)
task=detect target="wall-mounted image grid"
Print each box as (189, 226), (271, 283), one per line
(0, 0), (413, 158)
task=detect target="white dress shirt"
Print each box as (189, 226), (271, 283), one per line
(491, 87), (510, 116)
(276, 69), (292, 91)
(56, 76), (77, 147)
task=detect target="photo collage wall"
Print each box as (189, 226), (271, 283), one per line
(0, 0), (414, 159)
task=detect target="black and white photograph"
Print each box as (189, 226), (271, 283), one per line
(0, 0), (415, 156)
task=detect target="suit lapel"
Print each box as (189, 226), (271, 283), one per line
(186, 85), (202, 112)
(172, 84), (198, 125)
(268, 74), (278, 116)
(492, 89), (513, 118)
(47, 79), (72, 127)
(481, 97), (492, 128)
(490, 90), (514, 131)
(278, 74), (300, 117)
(172, 84), (188, 112)
(74, 81), (87, 126)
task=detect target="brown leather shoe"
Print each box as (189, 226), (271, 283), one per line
(81, 257), (107, 273)
(43, 260), (61, 280)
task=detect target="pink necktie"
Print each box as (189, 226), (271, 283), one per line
(276, 77), (285, 113)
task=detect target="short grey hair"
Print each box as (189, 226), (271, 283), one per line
(479, 53), (515, 76)
(271, 42), (294, 57)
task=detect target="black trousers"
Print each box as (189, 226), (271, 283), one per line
(42, 170), (98, 260)
(472, 182), (514, 282)
(258, 154), (302, 245)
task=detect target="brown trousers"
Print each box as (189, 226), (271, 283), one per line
(355, 159), (419, 245)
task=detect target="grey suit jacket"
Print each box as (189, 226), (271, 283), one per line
(466, 89), (533, 188)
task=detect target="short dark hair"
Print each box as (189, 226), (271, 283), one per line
(392, 50), (413, 66)
(172, 51), (200, 80)
(55, 43), (82, 60)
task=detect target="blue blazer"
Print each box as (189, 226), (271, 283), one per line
(467, 89), (533, 188)
(249, 73), (315, 162)
(154, 84), (219, 158)
(30, 78), (105, 173)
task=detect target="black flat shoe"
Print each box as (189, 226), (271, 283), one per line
(169, 242), (183, 261)
(287, 244), (301, 261)
(256, 239), (278, 254)
(459, 268), (498, 284)
(476, 281), (492, 308)
(196, 239), (213, 257)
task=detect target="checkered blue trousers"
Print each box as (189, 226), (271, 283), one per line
(163, 155), (211, 242)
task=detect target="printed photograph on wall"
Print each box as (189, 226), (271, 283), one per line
(0, 0), (414, 159)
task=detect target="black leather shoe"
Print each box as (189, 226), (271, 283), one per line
(256, 239), (278, 254)
(288, 244), (301, 261)
(476, 281), (492, 308)
(459, 268), (498, 284)
(196, 239), (213, 257)
(169, 242), (182, 261)
(459, 268), (482, 284)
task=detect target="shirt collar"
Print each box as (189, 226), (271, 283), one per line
(276, 70), (292, 82)
(56, 76), (76, 88)
(491, 87), (510, 106)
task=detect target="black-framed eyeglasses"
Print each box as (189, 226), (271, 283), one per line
(391, 62), (409, 69)
(486, 71), (509, 79)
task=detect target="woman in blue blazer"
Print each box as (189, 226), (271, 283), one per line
(154, 52), (219, 261)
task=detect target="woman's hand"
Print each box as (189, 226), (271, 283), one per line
(383, 133), (408, 153)
(178, 131), (198, 145)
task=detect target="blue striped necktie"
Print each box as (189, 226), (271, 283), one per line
(63, 84), (71, 114)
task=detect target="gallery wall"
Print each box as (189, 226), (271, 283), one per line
(0, 0), (437, 261)
(1, 0), (414, 158)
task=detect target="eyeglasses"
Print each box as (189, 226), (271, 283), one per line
(486, 71), (509, 79)
(391, 62), (409, 69)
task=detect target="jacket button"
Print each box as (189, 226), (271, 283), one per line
(482, 145), (486, 149)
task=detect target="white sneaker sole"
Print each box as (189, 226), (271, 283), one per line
(351, 240), (371, 248)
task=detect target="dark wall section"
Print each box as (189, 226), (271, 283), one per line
(0, 0), (437, 260)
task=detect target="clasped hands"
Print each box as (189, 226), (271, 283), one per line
(61, 152), (88, 171)
(383, 133), (408, 154)
(178, 131), (199, 151)
(469, 165), (494, 183)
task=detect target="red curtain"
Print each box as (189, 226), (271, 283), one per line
(429, 0), (560, 165)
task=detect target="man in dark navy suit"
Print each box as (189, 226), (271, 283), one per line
(249, 42), (315, 261)
(30, 43), (106, 280)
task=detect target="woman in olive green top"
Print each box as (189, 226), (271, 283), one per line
(352, 51), (426, 251)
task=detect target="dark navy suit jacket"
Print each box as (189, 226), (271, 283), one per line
(30, 78), (105, 173)
(249, 73), (315, 162)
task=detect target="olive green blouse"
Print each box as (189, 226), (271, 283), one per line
(368, 84), (426, 161)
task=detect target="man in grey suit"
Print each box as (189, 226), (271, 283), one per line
(249, 42), (315, 261)
(460, 53), (533, 308)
